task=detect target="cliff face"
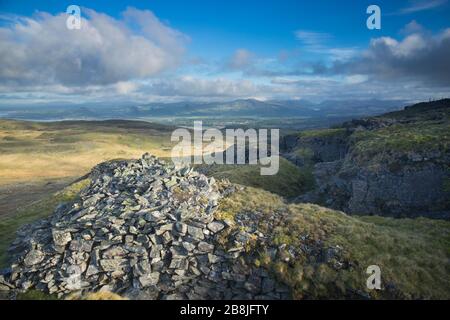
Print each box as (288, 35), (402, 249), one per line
(282, 99), (450, 218)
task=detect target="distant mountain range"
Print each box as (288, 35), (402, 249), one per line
(0, 99), (405, 121)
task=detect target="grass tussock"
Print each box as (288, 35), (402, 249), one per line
(215, 185), (285, 222)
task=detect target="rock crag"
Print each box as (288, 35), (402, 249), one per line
(282, 99), (450, 218)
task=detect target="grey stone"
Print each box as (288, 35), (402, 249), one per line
(262, 277), (275, 293)
(198, 242), (214, 253)
(170, 246), (189, 258)
(138, 272), (160, 287)
(52, 230), (72, 247)
(3, 154), (290, 300)
(102, 246), (127, 259)
(23, 249), (45, 267)
(182, 242), (196, 252)
(187, 225), (204, 240)
(69, 239), (94, 252)
(169, 258), (188, 269)
(175, 222), (187, 235)
(99, 259), (127, 272)
(207, 221), (225, 233)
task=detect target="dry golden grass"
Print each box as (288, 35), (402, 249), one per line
(66, 291), (127, 300)
(0, 119), (175, 185)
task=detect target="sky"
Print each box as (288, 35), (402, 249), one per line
(0, 0), (449, 106)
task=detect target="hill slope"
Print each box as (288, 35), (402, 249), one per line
(0, 119), (174, 185)
(282, 99), (450, 217)
(1, 155), (449, 299)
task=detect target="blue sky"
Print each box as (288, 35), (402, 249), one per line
(0, 0), (449, 104)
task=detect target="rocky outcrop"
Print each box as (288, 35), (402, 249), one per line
(288, 99), (450, 218)
(1, 154), (289, 299)
(281, 130), (349, 166)
(302, 152), (450, 218)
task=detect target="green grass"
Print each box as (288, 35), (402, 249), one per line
(0, 179), (90, 268)
(197, 157), (314, 198)
(16, 290), (58, 300)
(288, 102), (450, 166)
(351, 120), (450, 157)
(297, 128), (347, 139)
(216, 186), (450, 299)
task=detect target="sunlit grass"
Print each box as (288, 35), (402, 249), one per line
(197, 157), (314, 198)
(0, 119), (174, 185)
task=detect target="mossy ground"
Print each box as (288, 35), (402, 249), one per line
(297, 128), (347, 139)
(351, 120), (450, 158)
(291, 102), (450, 164)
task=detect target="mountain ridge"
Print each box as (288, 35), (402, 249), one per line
(0, 98), (405, 121)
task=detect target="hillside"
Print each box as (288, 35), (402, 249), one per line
(1, 155), (448, 299)
(195, 157), (314, 199)
(0, 119), (174, 185)
(282, 99), (450, 218)
(0, 100), (449, 299)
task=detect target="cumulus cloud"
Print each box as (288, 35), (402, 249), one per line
(0, 7), (188, 87)
(400, 20), (426, 35)
(325, 28), (450, 86)
(0, 10), (447, 104)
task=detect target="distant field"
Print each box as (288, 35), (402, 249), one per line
(0, 119), (176, 185)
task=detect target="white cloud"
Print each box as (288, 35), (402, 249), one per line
(329, 28), (450, 86)
(295, 30), (332, 49)
(115, 81), (139, 95)
(294, 30), (358, 61)
(400, 20), (425, 35)
(344, 75), (368, 84)
(226, 49), (254, 70)
(0, 8), (187, 87)
(0, 12), (447, 104)
(398, 0), (448, 14)
(369, 34), (427, 57)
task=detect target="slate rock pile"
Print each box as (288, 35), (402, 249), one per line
(0, 153), (290, 299)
